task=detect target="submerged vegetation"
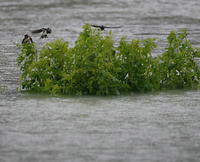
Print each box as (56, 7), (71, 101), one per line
(17, 25), (200, 95)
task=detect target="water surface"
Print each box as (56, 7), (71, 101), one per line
(0, 0), (200, 162)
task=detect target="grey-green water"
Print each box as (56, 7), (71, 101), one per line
(0, 0), (200, 162)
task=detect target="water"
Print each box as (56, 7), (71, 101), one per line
(0, 0), (200, 161)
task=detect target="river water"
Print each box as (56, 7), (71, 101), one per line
(0, 0), (200, 162)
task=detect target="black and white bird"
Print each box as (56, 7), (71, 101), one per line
(91, 25), (122, 31)
(22, 34), (33, 44)
(31, 27), (52, 39)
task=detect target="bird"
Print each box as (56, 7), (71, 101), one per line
(22, 34), (33, 44)
(90, 25), (122, 31)
(31, 27), (52, 39)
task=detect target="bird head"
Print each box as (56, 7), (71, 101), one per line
(46, 28), (52, 34)
(24, 34), (29, 38)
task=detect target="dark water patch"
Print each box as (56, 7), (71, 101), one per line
(141, 16), (200, 25)
(0, 0), (113, 12)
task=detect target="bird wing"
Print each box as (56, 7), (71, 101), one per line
(31, 29), (43, 34)
(91, 25), (101, 28)
(91, 25), (122, 29)
(29, 36), (33, 43)
(46, 28), (52, 34)
(104, 26), (122, 28)
(22, 38), (26, 44)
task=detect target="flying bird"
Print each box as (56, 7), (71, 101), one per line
(22, 34), (33, 44)
(91, 25), (122, 31)
(31, 27), (52, 39)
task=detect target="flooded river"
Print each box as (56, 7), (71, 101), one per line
(0, 0), (200, 162)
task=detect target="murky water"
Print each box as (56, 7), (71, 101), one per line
(0, 0), (200, 162)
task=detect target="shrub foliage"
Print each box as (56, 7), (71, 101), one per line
(17, 25), (200, 95)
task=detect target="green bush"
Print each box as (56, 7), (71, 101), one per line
(17, 43), (37, 90)
(158, 30), (200, 89)
(117, 37), (160, 92)
(17, 25), (200, 95)
(64, 25), (127, 95)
